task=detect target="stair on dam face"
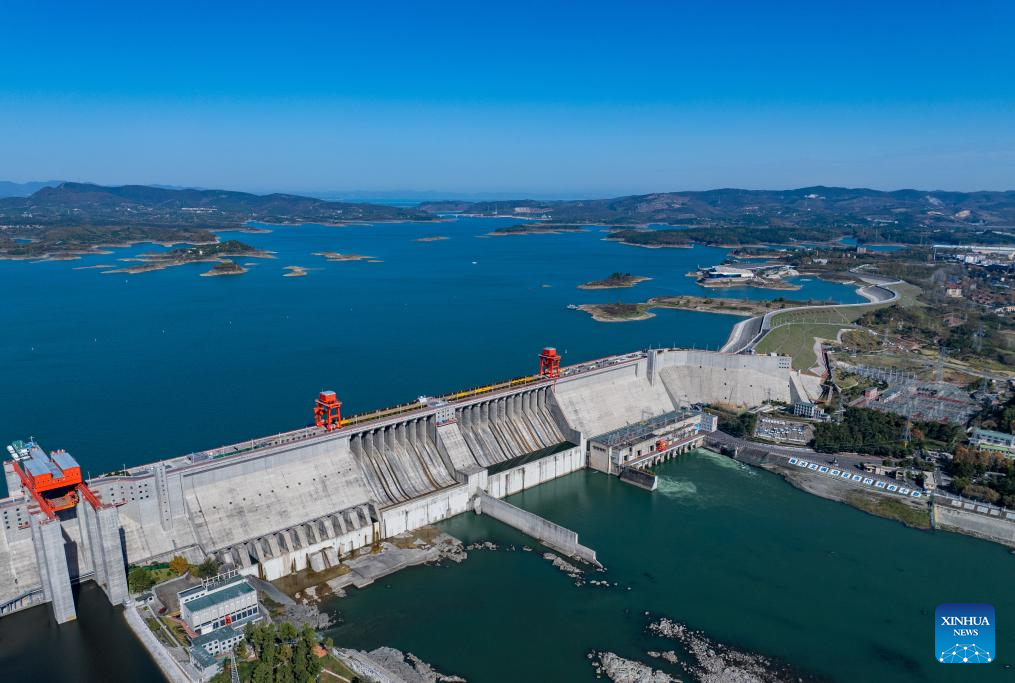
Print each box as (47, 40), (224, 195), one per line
(457, 397), (566, 467)
(350, 423), (458, 508)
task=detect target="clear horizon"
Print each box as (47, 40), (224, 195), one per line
(2, 1), (1014, 194)
(4, 181), (1014, 201)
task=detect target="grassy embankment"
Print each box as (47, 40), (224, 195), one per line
(845, 492), (932, 529)
(754, 281), (923, 370)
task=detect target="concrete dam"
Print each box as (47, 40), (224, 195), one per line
(0, 348), (818, 623)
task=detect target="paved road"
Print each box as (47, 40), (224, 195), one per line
(706, 430), (872, 470)
(720, 274), (901, 354)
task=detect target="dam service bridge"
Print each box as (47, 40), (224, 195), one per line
(0, 346), (815, 623)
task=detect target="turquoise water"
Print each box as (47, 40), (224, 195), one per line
(327, 452), (1015, 682)
(0, 217), (860, 483)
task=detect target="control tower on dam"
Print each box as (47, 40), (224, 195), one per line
(0, 347), (817, 623)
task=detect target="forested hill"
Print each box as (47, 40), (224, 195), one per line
(420, 187), (1015, 243)
(0, 182), (434, 229)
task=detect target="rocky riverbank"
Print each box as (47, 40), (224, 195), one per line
(336, 646), (467, 683)
(649, 617), (820, 682)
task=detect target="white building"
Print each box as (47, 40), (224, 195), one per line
(179, 572), (260, 635)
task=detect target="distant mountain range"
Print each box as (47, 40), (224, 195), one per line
(419, 186), (1015, 233)
(3, 183), (1015, 257)
(0, 180), (63, 198)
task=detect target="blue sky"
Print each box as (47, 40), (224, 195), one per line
(2, 0), (1014, 196)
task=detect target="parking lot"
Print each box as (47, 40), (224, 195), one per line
(754, 417), (814, 445)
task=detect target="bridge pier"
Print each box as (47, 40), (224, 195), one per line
(30, 514), (76, 623)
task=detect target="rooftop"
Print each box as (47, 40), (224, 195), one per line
(182, 577), (255, 614)
(592, 409), (702, 450)
(191, 624), (242, 650)
(972, 427), (1015, 442)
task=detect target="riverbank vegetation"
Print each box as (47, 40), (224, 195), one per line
(213, 622), (336, 683)
(845, 492), (931, 529)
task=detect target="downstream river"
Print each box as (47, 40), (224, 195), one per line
(5, 216), (994, 682)
(327, 453), (1014, 682)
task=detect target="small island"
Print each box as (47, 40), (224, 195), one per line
(283, 265), (309, 277)
(199, 259), (247, 277)
(0, 225), (220, 262)
(604, 229), (693, 248)
(104, 239), (274, 274)
(576, 302), (655, 322)
(577, 272), (651, 290)
(488, 223), (587, 236)
(313, 252), (372, 262)
(415, 236), (449, 242)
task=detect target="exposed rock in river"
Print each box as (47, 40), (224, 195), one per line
(649, 617), (821, 683)
(590, 651), (677, 683)
(542, 552), (585, 584)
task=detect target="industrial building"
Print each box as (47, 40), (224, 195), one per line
(792, 401), (825, 419)
(179, 572), (261, 635)
(588, 408), (716, 474)
(700, 265), (754, 281)
(970, 428), (1015, 457)
(0, 347), (818, 623)
(178, 572), (262, 679)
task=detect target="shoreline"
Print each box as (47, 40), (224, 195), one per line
(698, 277), (801, 291)
(575, 295), (820, 323)
(103, 249), (275, 275)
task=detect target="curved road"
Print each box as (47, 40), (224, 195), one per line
(720, 272), (902, 354)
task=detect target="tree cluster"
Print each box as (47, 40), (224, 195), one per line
(812, 407), (911, 457)
(945, 445), (1015, 508)
(241, 622), (323, 683)
(717, 411), (757, 438)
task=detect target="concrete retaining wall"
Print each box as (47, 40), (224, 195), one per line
(485, 446), (584, 499)
(379, 484), (470, 538)
(240, 523), (375, 581)
(124, 605), (194, 683)
(619, 466), (657, 491)
(477, 493), (597, 564)
(934, 505), (1015, 548)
